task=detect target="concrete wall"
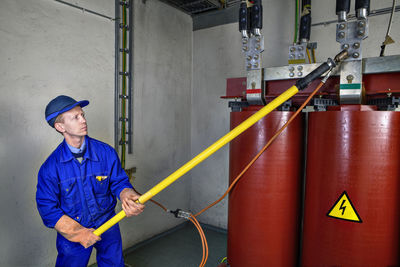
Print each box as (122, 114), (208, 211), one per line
(190, 0), (400, 229)
(0, 0), (192, 266)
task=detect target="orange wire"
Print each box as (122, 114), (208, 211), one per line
(194, 81), (326, 218)
(189, 215), (208, 267)
(133, 188), (168, 211)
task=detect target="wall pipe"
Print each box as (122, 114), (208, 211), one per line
(54, 0), (114, 21)
(128, 0), (133, 154)
(114, 0), (120, 153)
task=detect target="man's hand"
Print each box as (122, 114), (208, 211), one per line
(120, 188), (145, 217)
(75, 228), (101, 248)
(55, 215), (101, 248)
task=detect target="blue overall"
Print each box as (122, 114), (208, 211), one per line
(36, 136), (133, 267)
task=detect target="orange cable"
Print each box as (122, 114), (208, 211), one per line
(194, 81), (326, 218)
(189, 215), (208, 267)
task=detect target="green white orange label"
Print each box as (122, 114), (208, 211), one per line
(327, 191), (362, 223)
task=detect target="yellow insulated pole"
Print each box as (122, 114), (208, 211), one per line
(94, 85), (299, 236)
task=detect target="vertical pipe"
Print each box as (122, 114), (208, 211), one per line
(128, 0), (133, 154)
(114, 0), (120, 153)
(121, 3), (127, 168)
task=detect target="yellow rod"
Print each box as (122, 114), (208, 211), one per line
(94, 85), (300, 236)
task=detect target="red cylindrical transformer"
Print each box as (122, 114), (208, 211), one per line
(228, 110), (304, 267)
(302, 106), (400, 267)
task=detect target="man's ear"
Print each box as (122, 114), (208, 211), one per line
(54, 122), (65, 133)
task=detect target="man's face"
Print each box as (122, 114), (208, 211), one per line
(56, 106), (88, 137)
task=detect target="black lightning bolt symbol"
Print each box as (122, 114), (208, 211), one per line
(339, 199), (347, 215)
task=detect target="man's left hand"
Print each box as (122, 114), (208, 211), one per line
(120, 188), (145, 217)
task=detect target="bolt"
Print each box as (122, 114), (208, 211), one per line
(297, 65), (303, 71)
(353, 42), (360, 49)
(338, 32), (345, 39)
(352, 52), (360, 58)
(289, 72), (295, 77)
(290, 47), (296, 52)
(339, 23), (346, 30)
(357, 30), (365, 37)
(342, 44), (350, 50)
(358, 21), (365, 28)
(347, 75), (354, 83)
(298, 72), (303, 77)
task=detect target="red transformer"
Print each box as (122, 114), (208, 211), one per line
(228, 110), (304, 266)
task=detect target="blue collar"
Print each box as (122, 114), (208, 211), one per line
(67, 138), (86, 154)
(60, 136), (99, 163)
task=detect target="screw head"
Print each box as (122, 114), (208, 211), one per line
(346, 74), (354, 81)
(298, 72), (303, 77)
(339, 23), (346, 30)
(352, 52), (360, 58)
(289, 66), (295, 72)
(297, 65), (303, 71)
(358, 21), (365, 28)
(357, 30), (365, 36)
(338, 32), (345, 39)
(342, 44), (350, 50)
(290, 47), (296, 52)
(353, 42), (360, 49)
(298, 46), (304, 51)
(289, 72), (295, 77)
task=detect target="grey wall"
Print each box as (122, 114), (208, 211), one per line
(190, 0), (400, 229)
(0, 0), (192, 266)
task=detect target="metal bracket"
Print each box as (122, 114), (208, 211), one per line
(339, 60), (363, 104)
(242, 35), (264, 71)
(246, 69), (265, 105)
(288, 43), (307, 65)
(336, 19), (368, 61)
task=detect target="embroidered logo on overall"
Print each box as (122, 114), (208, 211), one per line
(96, 176), (108, 181)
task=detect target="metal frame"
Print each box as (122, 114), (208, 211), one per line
(263, 55), (400, 81)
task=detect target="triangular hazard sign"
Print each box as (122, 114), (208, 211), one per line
(327, 191), (362, 223)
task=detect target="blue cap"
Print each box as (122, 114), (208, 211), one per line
(45, 95), (89, 127)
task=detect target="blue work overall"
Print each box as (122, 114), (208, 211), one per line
(36, 136), (133, 267)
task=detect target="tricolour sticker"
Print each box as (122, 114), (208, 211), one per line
(326, 191), (362, 223)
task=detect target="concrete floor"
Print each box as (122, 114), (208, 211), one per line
(90, 222), (227, 267)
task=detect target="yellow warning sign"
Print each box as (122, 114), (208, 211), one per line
(327, 191), (362, 223)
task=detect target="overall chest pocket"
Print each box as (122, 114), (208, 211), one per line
(92, 173), (110, 195)
(59, 178), (80, 207)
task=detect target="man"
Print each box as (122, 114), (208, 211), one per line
(36, 95), (144, 267)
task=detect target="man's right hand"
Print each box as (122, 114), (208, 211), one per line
(75, 228), (101, 248)
(55, 215), (101, 248)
